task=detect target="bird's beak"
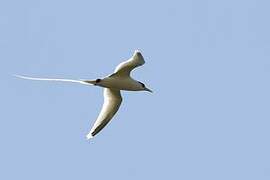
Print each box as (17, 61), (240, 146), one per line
(145, 87), (153, 93)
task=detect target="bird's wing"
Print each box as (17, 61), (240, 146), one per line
(14, 75), (92, 85)
(113, 50), (145, 77)
(87, 88), (122, 139)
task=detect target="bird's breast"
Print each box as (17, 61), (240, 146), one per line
(100, 77), (142, 91)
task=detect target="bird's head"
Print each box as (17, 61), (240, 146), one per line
(138, 81), (153, 93)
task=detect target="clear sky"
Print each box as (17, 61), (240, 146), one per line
(1, 0), (270, 179)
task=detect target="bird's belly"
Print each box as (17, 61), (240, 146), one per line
(101, 77), (141, 91)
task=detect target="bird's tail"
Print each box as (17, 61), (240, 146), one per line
(14, 75), (96, 85)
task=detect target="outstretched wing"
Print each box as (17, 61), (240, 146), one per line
(113, 50), (145, 77)
(87, 88), (122, 139)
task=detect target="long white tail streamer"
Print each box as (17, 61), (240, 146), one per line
(14, 75), (90, 85)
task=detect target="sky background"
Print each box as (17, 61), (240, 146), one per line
(1, 0), (270, 179)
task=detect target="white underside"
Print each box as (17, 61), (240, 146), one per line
(97, 76), (143, 91)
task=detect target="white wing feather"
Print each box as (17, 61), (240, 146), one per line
(87, 88), (122, 139)
(113, 50), (145, 77)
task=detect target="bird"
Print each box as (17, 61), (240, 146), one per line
(15, 50), (152, 139)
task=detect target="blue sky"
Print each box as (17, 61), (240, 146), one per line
(1, 0), (270, 179)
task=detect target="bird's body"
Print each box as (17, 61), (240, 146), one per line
(94, 76), (144, 91)
(16, 50), (152, 140)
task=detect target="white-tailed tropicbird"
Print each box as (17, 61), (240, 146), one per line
(15, 50), (152, 139)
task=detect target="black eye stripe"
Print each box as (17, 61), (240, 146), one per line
(96, 79), (101, 83)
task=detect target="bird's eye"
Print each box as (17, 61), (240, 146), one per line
(96, 79), (101, 83)
(138, 81), (145, 88)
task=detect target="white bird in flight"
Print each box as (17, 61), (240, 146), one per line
(16, 50), (152, 139)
